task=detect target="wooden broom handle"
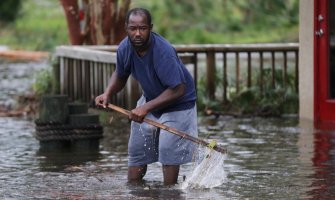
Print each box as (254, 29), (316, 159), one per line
(106, 103), (226, 153)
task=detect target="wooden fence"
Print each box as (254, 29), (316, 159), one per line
(55, 43), (299, 109)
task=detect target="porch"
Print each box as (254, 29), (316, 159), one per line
(54, 43), (299, 110)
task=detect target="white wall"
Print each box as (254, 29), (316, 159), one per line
(299, 0), (314, 121)
(298, 1), (316, 171)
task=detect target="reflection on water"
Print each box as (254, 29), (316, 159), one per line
(1, 114), (335, 199)
(308, 130), (335, 199)
(1, 61), (335, 199)
(37, 140), (101, 171)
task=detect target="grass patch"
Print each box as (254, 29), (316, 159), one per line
(0, 0), (68, 51)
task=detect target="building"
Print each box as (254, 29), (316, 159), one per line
(299, 0), (335, 129)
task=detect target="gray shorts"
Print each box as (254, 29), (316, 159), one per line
(128, 96), (198, 166)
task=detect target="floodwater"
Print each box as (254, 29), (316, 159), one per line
(1, 60), (335, 199)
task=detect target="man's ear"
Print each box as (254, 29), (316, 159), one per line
(150, 24), (153, 30)
(125, 23), (128, 31)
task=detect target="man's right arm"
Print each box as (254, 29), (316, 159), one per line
(95, 71), (128, 108)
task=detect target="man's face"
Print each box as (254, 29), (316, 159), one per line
(126, 14), (152, 49)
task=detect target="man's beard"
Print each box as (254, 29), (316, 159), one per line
(130, 34), (151, 51)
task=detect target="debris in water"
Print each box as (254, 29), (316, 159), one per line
(207, 139), (217, 149)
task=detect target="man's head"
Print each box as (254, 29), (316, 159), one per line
(125, 8), (153, 50)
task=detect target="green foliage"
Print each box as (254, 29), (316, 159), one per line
(196, 76), (222, 113)
(236, 68), (298, 115)
(0, 0), (22, 23)
(0, 0), (299, 50)
(229, 86), (298, 116)
(0, 0), (68, 51)
(33, 68), (53, 95)
(229, 87), (262, 114)
(198, 67), (299, 116)
(133, 0), (299, 44)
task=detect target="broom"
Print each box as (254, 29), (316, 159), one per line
(104, 103), (226, 154)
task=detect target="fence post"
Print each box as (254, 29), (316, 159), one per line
(260, 52), (264, 93)
(223, 52), (228, 103)
(52, 57), (61, 94)
(295, 51), (299, 93)
(235, 52), (240, 93)
(247, 52), (252, 88)
(206, 50), (216, 100)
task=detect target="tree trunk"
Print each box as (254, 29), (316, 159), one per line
(59, 0), (130, 45)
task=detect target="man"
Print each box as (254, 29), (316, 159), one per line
(95, 8), (198, 185)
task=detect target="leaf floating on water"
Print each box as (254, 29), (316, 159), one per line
(207, 139), (217, 149)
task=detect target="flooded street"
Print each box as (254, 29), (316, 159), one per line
(1, 61), (335, 199)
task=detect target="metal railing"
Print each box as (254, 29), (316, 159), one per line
(55, 43), (299, 109)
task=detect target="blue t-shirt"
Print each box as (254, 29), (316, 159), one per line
(116, 32), (196, 114)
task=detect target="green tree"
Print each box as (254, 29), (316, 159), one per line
(0, 0), (22, 23)
(135, 0), (299, 43)
(60, 0), (130, 45)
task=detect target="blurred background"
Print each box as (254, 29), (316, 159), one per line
(0, 0), (299, 51)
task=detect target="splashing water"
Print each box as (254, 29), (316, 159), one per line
(181, 146), (227, 189)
